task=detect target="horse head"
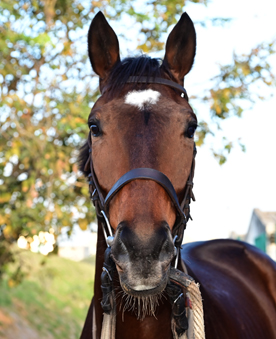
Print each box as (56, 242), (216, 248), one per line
(79, 11), (197, 315)
(79, 12), (276, 339)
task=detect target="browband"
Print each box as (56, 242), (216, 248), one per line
(101, 76), (188, 100)
(126, 76), (188, 99)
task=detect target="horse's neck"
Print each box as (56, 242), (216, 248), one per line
(114, 296), (173, 339)
(94, 224), (106, 338)
(94, 224), (173, 339)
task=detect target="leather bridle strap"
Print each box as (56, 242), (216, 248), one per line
(84, 133), (105, 216)
(126, 76), (188, 100)
(102, 76), (189, 101)
(105, 168), (186, 222)
(103, 167), (192, 248)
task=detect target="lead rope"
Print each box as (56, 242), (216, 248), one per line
(100, 291), (116, 339)
(184, 285), (205, 339)
(99, 245), (116, 339)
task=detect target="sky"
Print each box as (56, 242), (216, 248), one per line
(182, 0), (276, 241)
(60, 0), (276, 246)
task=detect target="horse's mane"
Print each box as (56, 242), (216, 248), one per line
(78, 56), (175, 174)
(78, 141), (90, 176)
(104, 55), (175, 97)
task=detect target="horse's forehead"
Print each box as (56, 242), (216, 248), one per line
(91, 90), (193, 124)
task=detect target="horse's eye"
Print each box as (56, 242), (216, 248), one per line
(186, 125), (197, 138)
(90, 124), (100, 137)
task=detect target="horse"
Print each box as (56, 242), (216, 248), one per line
(78, 11), (276, 339)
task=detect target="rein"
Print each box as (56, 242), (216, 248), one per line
(84, 77), (204, 338)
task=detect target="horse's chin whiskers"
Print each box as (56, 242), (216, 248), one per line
(119, 289), (164, 321)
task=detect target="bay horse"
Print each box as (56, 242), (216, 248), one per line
(78, 11), (276, 339)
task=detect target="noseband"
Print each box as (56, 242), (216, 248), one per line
(85, 76), (196, 252)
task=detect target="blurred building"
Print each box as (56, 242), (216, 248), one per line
(245, 209), (276, 261)
(58, 231), (97, 261)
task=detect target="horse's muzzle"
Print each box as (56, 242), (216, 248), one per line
(110, 221), (175, 296)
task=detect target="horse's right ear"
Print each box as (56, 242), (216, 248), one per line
(163, 13), (196, 84)
(88, 12), (120, 79)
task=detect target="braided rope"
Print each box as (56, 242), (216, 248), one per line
(100, 290), (116, 339)
(182, 281), (205, 339)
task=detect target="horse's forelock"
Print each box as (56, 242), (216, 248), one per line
(104, 55), (175, 97)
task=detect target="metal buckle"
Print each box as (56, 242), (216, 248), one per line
(173, 236), (179, 269)
(101, 210), (114, 247)
(102, 267), (113, 281)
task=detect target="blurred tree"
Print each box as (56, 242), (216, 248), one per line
(0, 0), (98, 278)
(0, 0), (275, 277)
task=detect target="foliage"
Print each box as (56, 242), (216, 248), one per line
(0, 241), (14, 280)
(0, 0), (97, 266)
(201, 41), (276, 163)
(0, 0), (275, 274)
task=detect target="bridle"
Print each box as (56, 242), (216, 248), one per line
(84, 76), (200, 339)
(84, 76), (196, 257)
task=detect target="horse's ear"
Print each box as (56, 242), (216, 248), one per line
(163, 13), (196, 84)
(88, 11), (120, 79)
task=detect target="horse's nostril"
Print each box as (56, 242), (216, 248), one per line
(164, 262), (172, 272)
(115, 263), (124, 272)
(111, 253), (125, 272)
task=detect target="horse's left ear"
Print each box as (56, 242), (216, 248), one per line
(163, 13), (196, 84)
(88, 11), (120, 80)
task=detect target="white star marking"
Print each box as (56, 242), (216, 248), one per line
(125, 89), (160, 110)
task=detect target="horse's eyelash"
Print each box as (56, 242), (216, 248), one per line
(187, 123), (198, 130)
(87, 119), (99, 126)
